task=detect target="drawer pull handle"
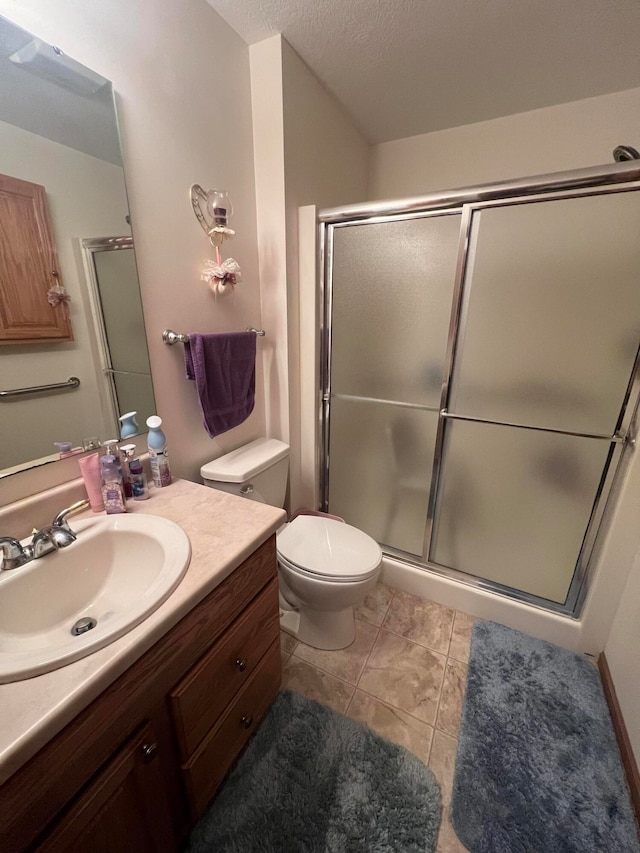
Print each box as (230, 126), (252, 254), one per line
(141, 742), (158, 763)
(241, 715), (253, 729)
(236, 658), (247, 672)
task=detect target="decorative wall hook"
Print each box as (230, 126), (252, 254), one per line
(190, 185), (235, 247)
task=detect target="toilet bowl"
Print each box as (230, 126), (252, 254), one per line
(200, 437), (382, 651)
(277, 515), (382, 650)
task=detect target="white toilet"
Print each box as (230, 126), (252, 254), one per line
(201, 438), (382, 650)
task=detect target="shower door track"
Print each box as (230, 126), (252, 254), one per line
(319, 160), (640, 618)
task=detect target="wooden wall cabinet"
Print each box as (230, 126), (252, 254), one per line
(0, 535), (281, 852)
(0, 173), (73, 344)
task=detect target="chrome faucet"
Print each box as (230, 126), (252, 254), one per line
(0, 499), (90, 572)
(0, 537), (29, 571)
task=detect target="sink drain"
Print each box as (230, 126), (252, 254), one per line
(71, 616), (97, 636)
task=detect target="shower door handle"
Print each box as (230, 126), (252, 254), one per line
(439, 409), (623, 443)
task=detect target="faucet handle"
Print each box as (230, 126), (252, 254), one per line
(0, 537), (29, 571)
(30, 525), (77, 559)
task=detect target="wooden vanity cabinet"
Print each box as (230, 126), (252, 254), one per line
(36, 720), (177, 853)
(0, 535), (282, 852)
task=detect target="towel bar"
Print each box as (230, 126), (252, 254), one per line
(162, 327), (265, 345)
(0, 376), (81, 399)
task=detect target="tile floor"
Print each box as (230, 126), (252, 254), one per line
(280, 581), (475, 853)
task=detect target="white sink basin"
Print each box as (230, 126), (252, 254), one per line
(0, 514), (191, 683)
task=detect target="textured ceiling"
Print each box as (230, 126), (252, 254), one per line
(207, 0), (640, 144)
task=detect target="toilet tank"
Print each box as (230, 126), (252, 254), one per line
(200, 438), (289, 507)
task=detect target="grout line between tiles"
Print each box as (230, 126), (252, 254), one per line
(445, 609), (455, 658)
(378, 586), (396, 629)
(377, 623), (453, 657)
(353, 682), (439, 731)
(353, 623), (382, 694)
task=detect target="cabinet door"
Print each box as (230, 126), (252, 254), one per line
(37, 721), (175, 853)
(0, 172), (73, 344)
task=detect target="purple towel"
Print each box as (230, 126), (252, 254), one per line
(184, 332), (256, 438)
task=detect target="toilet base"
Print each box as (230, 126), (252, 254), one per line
(279, 604), (356, 650)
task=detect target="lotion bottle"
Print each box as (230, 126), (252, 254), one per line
(78, 452), (104, 512)
(121, 444), (148, 500)
(100, 454), (127, 514)
(103, 440), (131, 497)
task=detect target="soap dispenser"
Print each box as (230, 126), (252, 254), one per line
(121, 444), (149, 501)
(100, 454), (127, 514)
(103, 439), (131, 498)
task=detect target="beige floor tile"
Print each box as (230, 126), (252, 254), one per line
(355, 581), (395, 627)
(428, 729), (459, 807)
(281, 649), (291, 669)
(436, 658), (468, 737)
(280, 630), (297, 654)
(383, 591), (455, 655)
(448, 611), (476, 663)
(281, 657), (354, 714)
(437, 811), (470, 853)
(293, 619), (378, 685)
(358, 629), (446, 725)
(346, 689), (433, 764)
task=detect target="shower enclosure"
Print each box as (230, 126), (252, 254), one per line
(319, 162), (640, 616)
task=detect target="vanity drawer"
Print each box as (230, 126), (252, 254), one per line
(182, 638), (281, 819)
(170, 578), (280, 758)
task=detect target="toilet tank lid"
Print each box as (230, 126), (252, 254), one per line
(201, 437), (289, 483)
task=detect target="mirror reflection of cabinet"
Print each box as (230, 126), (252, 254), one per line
(0, 172), (73, 344)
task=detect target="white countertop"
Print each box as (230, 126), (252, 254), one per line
(0, 479), (285, 785)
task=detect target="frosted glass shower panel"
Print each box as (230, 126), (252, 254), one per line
(430, 420), (611, 602)
(328, 398), (439, 556)
(450, 193), (640, 434)
(331, 214), (461, 405)
(93, 249), (150, 375)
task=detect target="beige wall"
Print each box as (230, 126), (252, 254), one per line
(369, 87), (640, 200)
(0, 0), (266, 494)
(606, 549), (640, 762)
(280, 39), (369, 510)
(250, 35), (370, 510)
(0, 121), (126, 469)
(249, 37), (289, 449)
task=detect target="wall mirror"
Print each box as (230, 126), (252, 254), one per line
(0, 14), (155, 478)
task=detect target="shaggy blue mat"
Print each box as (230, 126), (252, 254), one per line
(188, 690), (441, 852)
(451, 621), (640, 853)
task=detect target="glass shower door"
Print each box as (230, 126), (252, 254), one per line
(430, 191), (640, 603)
(327, 213), (461, 555)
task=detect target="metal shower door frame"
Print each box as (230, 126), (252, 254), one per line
(319, 161), (640, 617)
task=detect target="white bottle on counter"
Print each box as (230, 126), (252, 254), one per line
(146, 415), (172, 487)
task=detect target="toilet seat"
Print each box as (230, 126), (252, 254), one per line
(278, 552), (379, 583)
(277, 516), (381, 583)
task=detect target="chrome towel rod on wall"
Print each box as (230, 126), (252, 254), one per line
(162, 327), (265, 345)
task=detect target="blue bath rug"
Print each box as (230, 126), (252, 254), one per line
(451, 620), (640, 852)
(188, 689), (441, 852)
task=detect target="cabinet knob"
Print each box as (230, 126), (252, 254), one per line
(241, 715), (253, 729)
(235, 658), (247, 672)
(141, 742), (158, 763)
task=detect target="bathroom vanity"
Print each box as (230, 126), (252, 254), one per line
(0, 480), (286, 851)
